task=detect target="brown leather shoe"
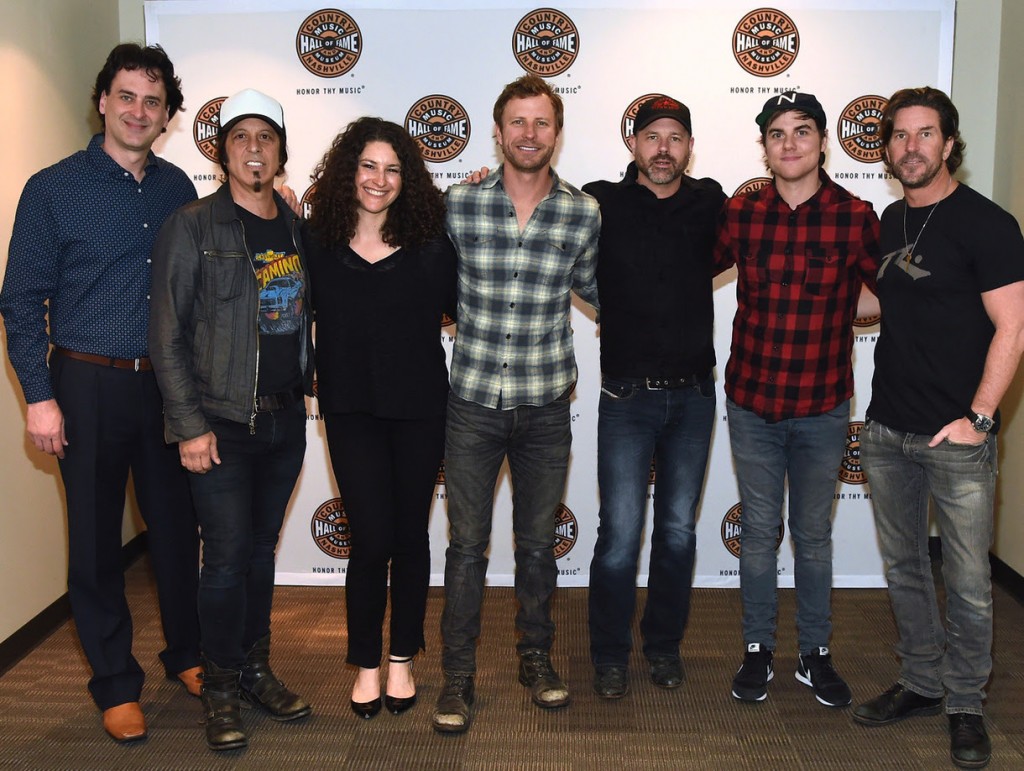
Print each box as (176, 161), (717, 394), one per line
(176, 666), (203, 697)
(102, 702), (147, 743)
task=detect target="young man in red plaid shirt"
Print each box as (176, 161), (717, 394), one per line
(715, 92), (881, 708)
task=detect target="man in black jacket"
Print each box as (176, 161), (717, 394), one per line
(584, 96), (725, 698)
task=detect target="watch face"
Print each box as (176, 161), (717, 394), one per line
(974, 415), (994, 432)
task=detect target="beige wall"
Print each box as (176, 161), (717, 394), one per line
(990, 0), (1024, 575)
(1, 0), (1022, 647)
(0, 0), (122, 644)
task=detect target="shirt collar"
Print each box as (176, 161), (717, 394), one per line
(763, 167), (836, 209)
(87, 132), (160, 179)
(485, 164), (571, 200)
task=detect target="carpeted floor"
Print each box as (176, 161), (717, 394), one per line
(1, 557), (1022, 770)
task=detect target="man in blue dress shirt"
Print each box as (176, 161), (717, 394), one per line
(0, 44), (201, 743)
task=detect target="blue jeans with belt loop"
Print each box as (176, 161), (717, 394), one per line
(588, 374), (715, 669)
(726, 398), (849, 653)
(860, 418), (996, 714)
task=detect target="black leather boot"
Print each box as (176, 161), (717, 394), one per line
(200, 659), (247, 751)
(240, 634), (312, 721)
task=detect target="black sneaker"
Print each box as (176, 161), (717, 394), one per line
(432, 673), (474, 733)
(795, 646), (852, 707)
(732, 643), (773, 702)
(518, 649), (570, 708)
(949, 713), (991, 769)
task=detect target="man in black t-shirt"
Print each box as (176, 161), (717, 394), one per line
(852, 87), (1024, 771)
(150, 89), (314, 752)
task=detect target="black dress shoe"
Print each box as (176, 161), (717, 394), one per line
(852, 683), (943, 726)
(384, 693), (417, 715)
(384, 656), (417, 715)
(649, 656), (684, 689)
(949, 713), (991, 769)
(350, 696), (381, 719)
(594, 667), (629, 699)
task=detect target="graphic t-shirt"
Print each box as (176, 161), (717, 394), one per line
(867, 184), (1024, 435)
(237, 205), (304, 396)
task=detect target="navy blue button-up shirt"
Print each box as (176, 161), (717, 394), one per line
(0, 133), (197, 403)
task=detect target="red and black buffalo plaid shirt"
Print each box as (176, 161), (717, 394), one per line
(715, 169), (881, 422)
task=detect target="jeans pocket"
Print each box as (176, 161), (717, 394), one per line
(600, 378), (637, 400)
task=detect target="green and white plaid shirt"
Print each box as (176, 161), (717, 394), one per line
(446, 166), (600, 409)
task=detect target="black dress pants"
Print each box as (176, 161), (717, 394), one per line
(51, 353), (200, 710)
(324, 411), (445, 668)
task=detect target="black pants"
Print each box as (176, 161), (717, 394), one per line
(324, 411), (445, 668)
(188, 405), (306, 669)
(51, 353), (200, 710)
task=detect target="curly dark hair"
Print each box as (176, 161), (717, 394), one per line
(307, 117), (445, 250)
(880, 86), (965, 174)
(92, 43), (184, 120)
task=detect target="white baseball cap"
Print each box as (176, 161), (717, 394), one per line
(218, 89), (285, 135)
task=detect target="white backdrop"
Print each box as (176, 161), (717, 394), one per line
(145, 0), (955, 588)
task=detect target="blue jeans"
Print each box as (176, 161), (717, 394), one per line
(440, 391), (571, 674)
(188, 403), (306, 668)
(860, 419), (996, 715)
(726, 399), (849, 652)
(589, 375), (715, 669)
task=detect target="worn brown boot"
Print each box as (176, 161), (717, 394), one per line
(239, 634), (311, 721)
(200, 659), (247, 751)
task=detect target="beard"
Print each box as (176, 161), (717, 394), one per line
(252, 169), (263, 193)
(639, 153), (686, 186)
(893, 152), (943, 189)
(502, 142), (555, 173)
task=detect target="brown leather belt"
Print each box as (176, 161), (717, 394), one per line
(53, 346), (153, 372)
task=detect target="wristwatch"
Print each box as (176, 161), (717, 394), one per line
(967, 409), (994, 433)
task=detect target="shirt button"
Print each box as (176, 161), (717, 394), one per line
(506, 333), (512, 340)
(510, 302), (515, 308)
(146, 258), (152, 264)
(513, 272), (518, 278)
(503, 362), (508, 369)
(143, 223), (149, 228)
(518, 241), (523, 247)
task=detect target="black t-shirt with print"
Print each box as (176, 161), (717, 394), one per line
(237, 205), (304, 396)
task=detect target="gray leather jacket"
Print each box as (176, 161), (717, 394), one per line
(149, 184), (314, 443)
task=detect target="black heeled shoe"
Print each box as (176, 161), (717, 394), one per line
(384, 656), (417, 715)
(350, 696), (381, 719)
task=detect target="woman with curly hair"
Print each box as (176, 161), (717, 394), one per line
(305, 118), (456, 719)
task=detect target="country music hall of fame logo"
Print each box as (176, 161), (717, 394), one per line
(552, 504), (578, 560)
(620, 93), (667, 151)
(193, 96), (226, 163)
(721, 503), (785, 558)
(311, 498), (350, 559)
(733, 177), (772, 197)
(838, 95), (888, 164)
(296, 9), (362, 78)
(406, 95), (470, 163)
(513, 8), (579, 77)
(732, 8), (799, 77)
(839, 422), (868, 485)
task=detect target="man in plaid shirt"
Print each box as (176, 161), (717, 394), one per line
(715, 92), (880, 708)
(433, 74), (600, 734)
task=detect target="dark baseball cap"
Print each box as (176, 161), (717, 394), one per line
(633, 95), (692, 135)
(755, 91), (826, 131)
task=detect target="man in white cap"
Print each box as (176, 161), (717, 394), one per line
(149, 88), (314, 751)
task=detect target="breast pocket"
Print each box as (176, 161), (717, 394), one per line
(746, 246), (801, 286)
(804, 248), (846, 296)
(202, 249), (249, 302)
